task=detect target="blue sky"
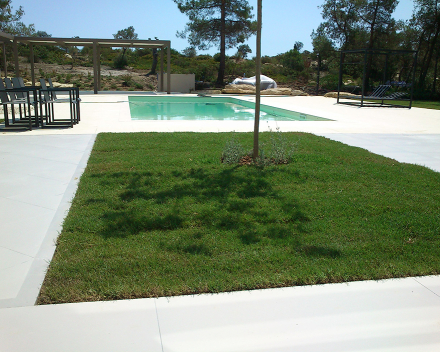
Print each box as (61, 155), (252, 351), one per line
(11, 0), (415, 57)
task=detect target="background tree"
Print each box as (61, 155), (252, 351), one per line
(182, 46), (197, 58)
(113, 26), (138, 68)
(236, 44), (252, 59)
(0, 0), (34, 35)
(173, 0), (257, 87)
(281, 42), (305, 73)
(315, 0), (399, 91)
(317, 0), (359, 50)
(410, 0), (440, 93)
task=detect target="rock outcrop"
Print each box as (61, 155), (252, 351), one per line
(291, 90), (309, 96)
(261, 88), (293, 95)
(222, 84), (256, 94)
(324, 92), (360, 98)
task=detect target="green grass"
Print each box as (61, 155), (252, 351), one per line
(37, 132), (440, 304)
(362, 99), (440, 109)
(412, 100), (440, 110)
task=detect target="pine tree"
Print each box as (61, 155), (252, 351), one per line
(174, 0), (257, 87)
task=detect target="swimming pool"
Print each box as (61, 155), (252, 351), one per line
(129, 96), (329, 121)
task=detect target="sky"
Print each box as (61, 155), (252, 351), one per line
(11, 0), (415, 57)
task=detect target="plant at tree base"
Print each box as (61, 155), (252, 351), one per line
(221, 137), (246, 164)
(221, 129), (296, 166)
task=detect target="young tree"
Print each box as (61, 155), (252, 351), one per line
(173, 0), (257, 87)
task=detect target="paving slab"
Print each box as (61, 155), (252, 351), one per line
(0, 299), (162, 352)
(0, 134), (96, 308)
(318, 133), (440, 172)
(0, 276), (439, 352)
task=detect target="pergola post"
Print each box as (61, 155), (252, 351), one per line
(160, 47), (164, 92)
(97, 45), (101, 90)
(167, 44), (171, 94)
(93, 41), (98, 94)
(30, 43), (35, 86)
(13, 38), (19, 77)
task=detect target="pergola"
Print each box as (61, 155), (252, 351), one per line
(0, 31), (171, 94)
(337, 48), (417, 108)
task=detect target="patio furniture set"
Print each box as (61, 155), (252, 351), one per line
(0, 77), (80, 131)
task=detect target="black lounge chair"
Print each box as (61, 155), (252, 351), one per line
(366, 85), (391, 99)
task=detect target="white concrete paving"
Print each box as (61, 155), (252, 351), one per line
(0, 134), (96, 308)
(1, 277), (439, 352)
(0, 93), (439, 351)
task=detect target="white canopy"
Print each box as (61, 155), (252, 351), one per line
(231, 75), (277, 90)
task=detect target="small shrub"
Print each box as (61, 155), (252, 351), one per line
(265, 128), (296, 164)
(134, 82), (143, 90)
(120, 74), (133, 87)
(221, 137), (245, 164)
(113, 54), (128, 69)
(320, 73), (339, 91)
(221, 130), (296, 166)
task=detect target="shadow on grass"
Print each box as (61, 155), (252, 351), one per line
(95, 166), (314, 250)
(300, 245), (342, 258)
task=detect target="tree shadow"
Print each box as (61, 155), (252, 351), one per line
(299, 245), (342, 259)
(93, 165), (311, 251)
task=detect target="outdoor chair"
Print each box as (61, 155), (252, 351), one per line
(11, 77), (39, 122)
(3, 77), (27, 122)
(48, 78), (81, 123)
(0, 78), (34, 130)
(39, 79), (78, 127)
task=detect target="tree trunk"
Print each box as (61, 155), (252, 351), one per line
(419, 27), (440, 89)
(148, 48), (158, 76)
(364, 1), (379, 92)
(418, 0), (439, 90)
(253, 0), (262, 161)
(432, 48), (439, 95)
(216, 0), (226, 87)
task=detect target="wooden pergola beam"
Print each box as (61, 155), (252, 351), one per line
(0, 31), (172, 94)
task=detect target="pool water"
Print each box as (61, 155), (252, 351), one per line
(129, 96), (329, 121)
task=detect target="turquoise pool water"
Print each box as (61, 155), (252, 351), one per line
(129, 96), (329, 121)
